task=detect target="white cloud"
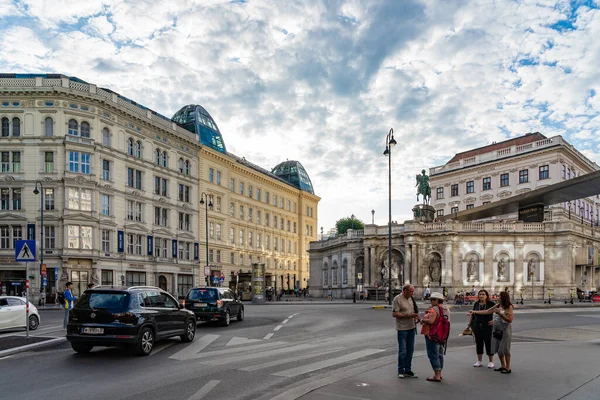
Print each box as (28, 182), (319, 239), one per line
(0, 0), (599, 230)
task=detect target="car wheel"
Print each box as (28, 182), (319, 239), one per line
(134, 327), (154, 356)
(237, 307), (244, 322)
(71, 343), (93, 353)
(29, 315), (39, 330)
(221, 310), (230, 327)
(180, 319), (196, 343)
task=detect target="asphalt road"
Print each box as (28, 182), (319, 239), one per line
(1, 303), (599, 400)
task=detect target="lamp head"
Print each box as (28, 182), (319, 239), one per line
(389, 136), (397, 147)
(383, 146), (389, 156)
(33, 183), (39, 195)
(200, 198), (205, 205)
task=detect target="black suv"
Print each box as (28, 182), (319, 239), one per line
(183, 287), (244, 326)
(66, 286), (196, 356)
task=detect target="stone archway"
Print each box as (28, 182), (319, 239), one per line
(379, 249), (404, 289)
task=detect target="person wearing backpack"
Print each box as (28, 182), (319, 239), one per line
(420, 291), (451, 382)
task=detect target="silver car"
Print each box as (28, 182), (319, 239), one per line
(0, 296), (40, 331)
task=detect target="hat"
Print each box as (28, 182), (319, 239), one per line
(430, 292), (444, 300)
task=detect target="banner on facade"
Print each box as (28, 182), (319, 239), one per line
(172, 239), (177, 258)
(147, 235), (153, 256)
(27, 224), (35, 241)
(518, 204), (544, 222)
(117, 230), (124, 253)
(194, 243), (199, 260)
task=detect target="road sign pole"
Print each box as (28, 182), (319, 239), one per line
(25, 275), (29, 339)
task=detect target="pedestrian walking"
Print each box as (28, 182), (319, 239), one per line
(63, 282), (77, 330)
(469, 291), (514, 374)
(392, 284), (420, 379)
(385, 288), (389, 303)
(362, 287), (369, 302)
(39, 290), (46, 307)
(420, 292), (451, 382)
(468, 289), (495, 368)
(327, 288), (333, 301)
(423, 286), (431, 300)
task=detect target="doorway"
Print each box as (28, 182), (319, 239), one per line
(159, 275), (167, 291)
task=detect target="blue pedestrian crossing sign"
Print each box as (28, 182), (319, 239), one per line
(15, 240), (36, 262)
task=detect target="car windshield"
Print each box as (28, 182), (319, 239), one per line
(76, 292), (130, 311)
(186, 288), (218, 301)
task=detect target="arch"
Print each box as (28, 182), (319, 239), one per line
(12, 117), (20, 137)
(465, 251), (481, 282)
(380, 248), (404, 288)
(342, 258), (348, 284)
(156, 148), (161, 165)
(44, 117), (54, 137)
(161, 151), (168, 167)
(135, 140), (142, 158)
(354, 255), (365, 283)
(427, 251), (442, 286)
(102, 127), (110, 146)
(68, 119), (78, 136)
(525, 251), (542, 282)
(158, 275), (167, 291)
(323, 261), (329, 286)
(127, 138), (135, 155)
(184, 160), (190, 175)
(332, 260), (338, 285)
(494, 251), (511, 282)
(80, 121), (90, 138)
(1, 117), (8, 137)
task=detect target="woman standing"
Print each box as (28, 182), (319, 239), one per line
(469, 289), (495, 368)
(420, 292), (451, 382)
(470, 291), (514, 374)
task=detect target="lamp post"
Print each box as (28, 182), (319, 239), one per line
(383, 128), (397, 305)
(199, 192), (213, 287)
(371, 209), (375, 224)
(351, 214), (355, 230)
(33, 182), (44, 298)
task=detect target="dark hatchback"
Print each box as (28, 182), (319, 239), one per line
(183, 287), (244, 326)
(66, 286), (196, 356)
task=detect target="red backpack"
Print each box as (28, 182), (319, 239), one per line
(428, 306), (450, 344)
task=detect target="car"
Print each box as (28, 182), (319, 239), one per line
(66, 286), (196, 356)
(0, 296), (40, 331)
(183, 287), (244, 326)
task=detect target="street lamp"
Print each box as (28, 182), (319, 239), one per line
(33, 182), (44, 298)
(383, 128), (397, 305)
(199, 192), (213, 287)
(351, 214), (355, 230)
(371, 209), (375, 224)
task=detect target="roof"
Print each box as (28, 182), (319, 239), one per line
(447, 132), (547, 164)
(271, 160), (315, 194)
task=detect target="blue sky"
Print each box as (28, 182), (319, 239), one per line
(1, 0), (599, 231)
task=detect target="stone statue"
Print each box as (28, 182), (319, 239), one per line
(528, 258), (536, 279)
(467, 258), (477, 281)
(415, 169), (431, 205)
(91, 268), (100, 285)
(380, 263), (389, 283)
(498, 258), (507, 280)
(429, 256), (441, 285)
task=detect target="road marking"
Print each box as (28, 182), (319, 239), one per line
(226, 337), (262, 346)
(239, 347), (345, 372)
(173, 340), (288, 361)
(150, 340), (177, 356)
(201, 343), (321, 366)
(187, 380), (220, 400)
(273, 349), (385, 377)
(273, 325), (283, 331)
(263, 333), (274, 340)
(169, 334), (219, 361)
(575, 315), (600, 318)
(282, 319), (289, 324)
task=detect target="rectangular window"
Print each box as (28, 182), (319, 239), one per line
(451, 184), (458, 197)
(101, 230), (111, 252)
(280, 197), (284, 208)
(256, 189), (261, 201)
(229, 202), (235, 217)
(519, 169), (528, 183)
(0, 189), (8, 210)
(239, 229), (244, 245)
(1, 151), (21, 173)
(436, 209), (444, 217)
(216, 196), (221, 212)
(178, 184), (190, 202)
(44, 226), (55, 249)
(127, 168), (143, 189)
(179, 212), (191, 231)
(539, 165), (549, 180)
(257, 233), (261, 248)
(11, 188), (21, 210)
(101, 194), (110, 216)
(102, 270), (113, 285)
(293, 222), (297, 233)
(239, 205), (244, 220)
(248, 185), (253, 198)
(216, 223), (221, 240)
(248, 208), (253, 222)
(127, 234), (143, 255)
(239, 182), (244, 194)
(209, 168), (214, 183)
(127, 200), (143, 222)
(248, 231), (253, 247)
(45, 188), (54, 211)
(102, 159), (110, 180)
(466, 204), (474, 209)
(500, 173), (509, 187)
(67, 225), (92, 249)
(44, 152), (54, 173)
(12, 226), (22, 249)
(230, 178), (235, 192)
(216, 171), (221, 185)
(67, 188), (92, 211)
(257, 210), (262, 224)
(466, 181), (474, 193)
(265, 213), (270, 227)
(274, 195), (278, 206)
(266, 235), (270, 250)
(0, 226), (9, 248)
(230, 227), (234, 244)
(230, 252), (235, 264)
(178, 275), (193, 296)
(451, 206), (459, 214)
(280, 218), (284, 230)
(265, 191), (270, 204)
(562, 164), (566, 179)
(482, 177), (491, 190)
(69, 151), (79, 173)
(209, 222), (214, 239)
(436, 187), (444, 199)
(126, 271), (146, 286)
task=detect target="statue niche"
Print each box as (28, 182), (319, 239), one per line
(467, 256), (478, 282)
(497, 257), (509, 281)
(428, 253), (442, 286)
(380, 250), (404, 289)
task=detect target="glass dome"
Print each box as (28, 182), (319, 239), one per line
(172, 105), (226, 153)
(271, 161), (315, 194)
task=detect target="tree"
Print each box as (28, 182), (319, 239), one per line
(335, 215), (365, 235)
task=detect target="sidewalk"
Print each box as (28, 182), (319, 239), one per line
(294, 340), (600, 400)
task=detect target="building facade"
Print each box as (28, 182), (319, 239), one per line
(0, 74), (319, 302)
(309, 133), (599, 299)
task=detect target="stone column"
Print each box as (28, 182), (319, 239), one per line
(484, 242), (494, 290)
(514, 243), (524, 292)
(444, 243), (453, 287)
(412, 243), (420, 286)
(405, 245), (412, 285)
(173, 272), (179, 298)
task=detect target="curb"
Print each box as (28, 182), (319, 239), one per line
(0, 337), (66, 357)
(372, 305), (386, 309)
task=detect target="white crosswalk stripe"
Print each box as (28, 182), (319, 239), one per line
(200, 343), (321, 366)
(272, 349), (385, 377)
(238, 347), (345, 372)
(169, 334), (219, 361)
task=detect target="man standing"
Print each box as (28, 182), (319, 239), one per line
(63, 282), (77, 330)
(39, 290), (46, 307)
(392, 284), (419, 378)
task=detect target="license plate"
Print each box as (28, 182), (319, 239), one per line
(82, 327), (104, 334)
(195, 303), (207, 307)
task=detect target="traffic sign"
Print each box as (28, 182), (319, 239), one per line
(15, 240), (36, 262)
(357, 273), (363, 280)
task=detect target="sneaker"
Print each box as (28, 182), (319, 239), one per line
(473, 361), (483, 367)
(404, 370), (418, 378)
(487, 362), (495, 369)
(397, 373), (405, 379)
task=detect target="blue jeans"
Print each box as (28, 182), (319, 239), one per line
(425, 336), (444, 371)
(63, 308), (69, 329)
(397, 329), (416, 373)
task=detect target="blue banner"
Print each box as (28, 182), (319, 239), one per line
(172, 239), (177, 258)
(194, 243), (199, 260)
(117, 230), (124, 253)
(27, 224), (35, 241)
(147, 235), (153, 256)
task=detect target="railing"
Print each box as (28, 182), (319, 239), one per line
(493, 222), (515, 231)
(463, 222), (485, 231)
(423, 222), (446, 231)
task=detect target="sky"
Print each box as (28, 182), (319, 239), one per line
(1, 0), (599, 232)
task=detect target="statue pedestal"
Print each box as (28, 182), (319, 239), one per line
(412, 204), (436, 223)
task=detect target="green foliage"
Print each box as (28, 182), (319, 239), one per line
(336, 216), (365, 235)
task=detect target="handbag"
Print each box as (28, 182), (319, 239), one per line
(492, 329), (503, 340)
(459, 325), (473, 336)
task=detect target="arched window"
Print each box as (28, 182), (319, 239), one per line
(342, 259), (348, 284)
(68, 119), (78, 136)
(323, 263), (329, 286)
(12, 118), (20, 137)
(332, 261), (338, 285)
(184, 160), (190, 175)
(135, 141), (142, 158)
(2, 117), (10, 137)
(161, 151), (167, 167)
(44, 117), (54, 137)
(80, 121), (90, 138)
(178, 158), (184, 173)
(155, 149), (161, 165)
(102, 128), (110, 146)
(127, 138), (134, 156)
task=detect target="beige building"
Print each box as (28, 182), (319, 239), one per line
(309, 133), (599, 300)
(0, 74), (318, 302)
